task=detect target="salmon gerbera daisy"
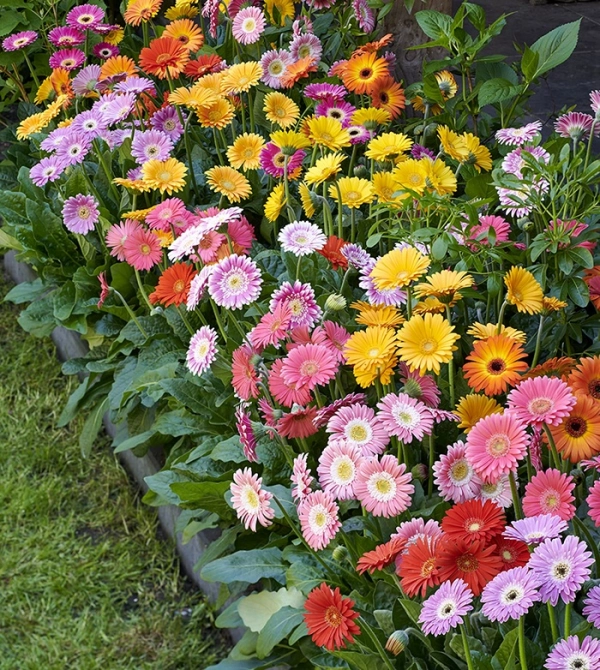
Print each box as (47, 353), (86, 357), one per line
(463, 334), (528, 396)
(522, 468), (576, 521)
(303, 584), (360, 651)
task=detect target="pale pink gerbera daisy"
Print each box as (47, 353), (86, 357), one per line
(291, 453), (313, 501)
(269, 281), (322, 329)
(522, 468), (576, 521)
(280, 343), (339, 391)
(248, 302), (292, 350)
(106, 219), (141, 261)
(186, 326), (218, 376)
(317, 442), (364, 500)
(355, 455), (414, 517)
(279, 220), (327, 256)
(260, 48), (293, 89)
(208, 254), (263, 310)
(376, 392), (434, 444)
(298, 490), (341, 550)
(465, 413), (529, 483)
(122, 227), (162, 271)
(326, 404), (390, 457)
(399, 362), (441, 408)
(495, 121), (542, 146)
(433, 440), (481, 504)
(477, 475), (513, 509)
(507, 376), (576, 427)
(230, 467), (275, 531)
(232, 6), (266, 45)
(268, 358), (312, 408)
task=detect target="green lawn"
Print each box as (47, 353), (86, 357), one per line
(0, 267), (227, 669)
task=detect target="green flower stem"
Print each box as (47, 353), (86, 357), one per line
(460, 624), (475, 670)
(177, 306), (195, 336)
(334, 180), (344, 238)
(572, 515), (600, 579)
(142, 20), (149, 48)
(209, 299), (228, 342)
(445, 306), (456, 408)
(212, 128), (225, 165)
(183, 115), (200, 200)
(134, 269), (153, 311)
(542, 423), (562, 470)
(358, 618), (395, 670)
(496, 300), (508, 333)
(283, 157), (296, 223)
(22, 51), (40, 88)
(113, 289), (148, 339)
(296, 254), (302, 281)
(350, 207), (356, 243)
(93, 141), (120, 202)
(406, 286), (412, 320)
(247, 90), (255, 133)
(564, 601), (571, 638)
(428, 432), (435, 496)
(509, 471), (522, 520)
(530, 315), (545, 369)
(547, 601), (559, 643)
(518, 616), (528, 670)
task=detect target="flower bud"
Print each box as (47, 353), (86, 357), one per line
(402, 378), (423, 399)
(411, 463), (428, 483)
(332, 545), (349, 562)
(325, 294), (347, 312)
(353, 164), (369, 179)
(150, 306), (163, 316)
(570, 468), (584, 486)
(385, 630), (409, 656)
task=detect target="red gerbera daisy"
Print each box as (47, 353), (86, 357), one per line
(491, 535), (530, 572)
(396, 536), (441, 597)
(318, 235), (348, 271)
(441, 499), (506, 544)
(184, 54), (224, 79)
(277, 406), (318, 439)
(149, 262), (197, 307)
(437, 537), (503, 596)
(304, 583), (361, 651)
(357, 537), (405, 575)
(139, 36), (190, 80)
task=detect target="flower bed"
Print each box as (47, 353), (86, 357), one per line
(2, 1), (600, 669)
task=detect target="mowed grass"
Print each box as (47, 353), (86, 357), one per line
(0, 267), (227, 669)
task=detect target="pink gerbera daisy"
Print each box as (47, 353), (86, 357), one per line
(507, 376), (576, 427)
(590, 89), (600, 117)
(522, 468), (576, 521)
(355, 455), (414, 517)
(230, 467), (274, 531)
(277, 406), (319, 439)
(236, 403), (258, 462)
(231, 344), (260, 401)
(468, 214), (511, 249)
(122, 227), (162, 271)
(477, 475), (513, 509)
(433, 440), (481, 504)
(495, 121), (542, 146)
(248, 302), (292, 350)
(270, 281), (322, 329)
(322, 321), (350, 364)
(106, 220), (142, 261)
(398, 362), (441, 408)
(298, 490), (341, 550)
(555, 111), (595, 141)
(465, 413), (529, 483)
(260, 48), (293, 89)
(376, 392), (434, 444)
(208, 254), (263, 309)
(232, 6), (266, 45)
(186, 326), (218, 376)
(147, 198), (191, 231)
(291, 453), (314, 501)
(317, 442), (364, 500)
(313, 393), (367, 429)
(268, 358), (312, 408)
(587, 479), (600, 527)
(326, 404), (390, 457)
(280, 344), (339, 391)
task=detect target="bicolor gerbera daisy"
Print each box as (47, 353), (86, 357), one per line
(313, 393), (368, 430)
(433, 441), (481, 503)
(477, 475), (513, 509)
(507, 376), (576, 427)
(354, 455), (414, 517)
(2, 30), (38, 51)
(232, 7), (266, 44)
(230, 467), (274, 531)
(549, 394), (600, 463)
(260, 48), (293, 89)
(318, 441), (364, 501)
(186, 326), (218, 376)
(495, 121), (542, 146)
(208, 254), (262, 310)
(279, 221), (327, 256)
(298, 490), (341, 551)
(269, 281), (322, 329)
(303, 583), (360, 651)
(49, 48), (86, 71)
(555, 111), (595, 141)
(522, 469), (576, 521)
(131, 129), (174, 164)
(418, 579), (474, 637)
(480, 566), (541, 623)
(236, 404), (258, 462)
(376, 392), (434, 443)
(326, 403), (390, 457)
(67, 3), (104, 29)
(463, 334), (528, 396)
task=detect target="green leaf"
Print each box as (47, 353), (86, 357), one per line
(570, 246), (594, 269)
(431, 235), (448, 260)
(79, 397), (108, 457)
(0, 10), (21, 36)
(201, 548), (286, 585)
(520, 45), (539, 81)
(256, 606), (304, 658)
(527, 19), (581, 79)
(0, 227), (23, 250)
(238, 588), (304, 633)
(53, 280), (76, 321)
(415, 10), (452, 41)
(17, 294), (56, 337)
(4, 278), (46, 304)
(373, 609), (394, 636)
(170, 480), (232, 516)
(478, 78), (524, 107)
(492, 627), (518, 669)
(113, 429), (155, 454)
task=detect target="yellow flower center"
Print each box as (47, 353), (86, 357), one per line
(345, 191), (360, 202)
(420, 338), (437, 354)
(334, 459), (354, 482)
(324, 606), (342, 628)
(368, 347), (381, 359)
(486, 433), (510, 457)
(159, 170), (173, 182)
(140, 244), (151, 255)
(77, 206), (90, 219)
(173, 280), (185, 293)
(450, 461), (469, 482)
(243, 148), (255, 158)
(221, 179), (235, 191)
(243, 487), (259, 509)
(348, 424), (368, 442)
(195, 341), (209, 357)
(529, 398), (553, 415)
(375, 477), (392, 495)
(313, 510), (327, 528)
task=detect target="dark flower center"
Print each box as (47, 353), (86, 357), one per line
(360, 68), (373, 79)
(488, 358), (506, 374)
(566, 417), (587, 438)
(589, 379), (600, 398)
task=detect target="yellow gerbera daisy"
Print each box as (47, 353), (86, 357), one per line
(504, 267), (544, 314)
(163, 18), (204, 51)
(113, 177), (152, 192)
(370, 247), (430, 291)
(365, 132), (413, 163)
(196, 98), (234, 129)
(304, 153), (345, 185)
(344, 326), (398, 388)
(393, 159), (428, 195)
(165, 0), (198, 20)
(153, 229), (174, 247)
(263, 92), (299, 128)
(264, 183), (286, 222)
(122, 206), (156, 221)
(351, 301), (405, 328)
(35, 76), (54, 105)
(372, 171), (403, 204)
(142, 158), (188, 195)
(438, 126), (468, 162)
(423, 159), (457, 196)
(414, 270), (474, 305)
(16, 114), (46, 140)
(221, 62), (262, 94)
(104, 27), (125, 45)
(412, 95), (442, 116)
(435, 70), (458, 100)
(350, 107), (391, 128)
(413, 297), (447, 314)
(169, 84), (217, 109)
(270, 130), (311, 151)
(305, 116), (351, 151)
(455, 394), (503, 433)
(467, 322), (527, 344)
(462, 133), (492, 172)
(397, 313), (460, 375)
(328, 176), (374, 209)
(542, 296), (568, 313)
(298, 182), (316, 218)
(264, 0), (294, 25)
(226, 132), (265, 170)
(206, 166), (251, 203)
(196, 72), (225, 96)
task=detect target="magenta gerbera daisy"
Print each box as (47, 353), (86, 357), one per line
(48, 26), (85, 47)
(270, 281), (322, 329)
(317, 442), (364, 501)
(418, 580), (474, 637)
(279, 221), (327, 256)
(376, 392), (434, 444)
(298, 490), (341, 550)
(544, 636), (600, 670)
(522, 468), (576, 521)
(480, 566), (541, 623)
(555, 111), (595, 141)
(495, 121), (542, 146)
(230, 467), (274, 531)
(304, 83), (347, 102)
(315, 100), (356, 128)
(399, 362), (441, 408)
(587, 479), (600, 528)
(507, 376), (576, 427)
(326, 403), (390, 457)
(66, 3), (104, 30)
(236, 403), (258, 462)
(2, 30), (38, 52)
(49, 48), (85, 71)
(280, 343), (339, 391)
(433, 440), (481, 504)
(355, 455), (414, 517)
(186, 326), (218, 376)
(260, 143), (305, 178)
(62, 194), (99, 234)
(208, 254), (262, 310)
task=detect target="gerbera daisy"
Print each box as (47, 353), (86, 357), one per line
(467, 214), (511, 249)
(124, 0), (162, 26)
(264, 91), (299, 128)
(306, 116), (351, 151)
(279, 221), (326, 256)
(151, 105), (185, 140)
(264, 183), (286, 222)
(196, 98), (235, 129)
(318, 236), (348, 271)
(67, 3), (104, 29)
(93, 42), (119, 59)
(370, 76), (405, 119)
(365, 132), (412, 163)
(397, 536), (441, 597)
(205, 166), (251, 202)
(314, 99), (356, 127)
(290, 453), (313, 501)
(280, 56), (318, 88)
(142, 158), (187, 195)
(588, 480), (600, 527)
(467, 322), (527, 344)
(270, 281), (322, 329)
(328, 176), (374, 209)
(569, 356), (600, 401)
(344, 325), (398, 388)
(466, 412), (529, 483)
(298, 490), (341, 551)
(149, 263), (196, 307)
(186, 326), (218, 376)
(232, 6), (266, 45)
(524, 356), (577, 382)
(236, 403), (258, 462)
(230, 467), (274, 531)
(226, 133), (265, 171)
(231, 344), (260, 401)
(529, 535), (593, 605)
(49, 48), (85, 71)
(354, 455), (414, 517)
(583, 584), (600, 628)
(326, 404), (389, 457)
(414, 270), (473, 306)
(303, 583), (360, 651)
(280, 343), (338, 391)
(208, 254), (262, 310)
(437, 538), (503, 596)
(463, 334), (528, 396)
(425, 160), (458, 197)
(393, 158), (428, 195)
(131, 129), (174, 165)
(248, 303), (291, 350)
(164, 18), (204, 51)
(260, 48), (293, 89)
(504, 266), (544, 314)
(376, 392), (433, 443)
(122, 227), (162, 271)
(259, 142), (304, 179)
(507, 376), (576, 427)
(185, 54), (224, 79)
(2, 30), (38, 51)
(352, 301), (403, 329)
(351, 107), (390, 129)
(522, 469), (575, 521)
(504, 514), (568, 546)
(370, 247), (430, 291)
(418, 579), (474, 636)
(442, 499), (506, 544)
(480, 566), (540, 623)
(318, 442), (364, 501)
(397, 313), (460, 375)
(139, 37), (190, 79)
(455, 394), (503, 433)
(221, 61), (262, 93)
(433, 441), (481, 503)
(342, 52), (388, 94)
(545, 636), (600, 670)
(555, 111), (595, 141)
(357, 537), (405, 575)
(313, 393), (368, 430)
(496, 121), (542, 146)
(549, 394), (600, 463)
(62, 194), (99, 234)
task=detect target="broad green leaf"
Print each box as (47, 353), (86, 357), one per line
(478, 78), (524, 107)
(256, 606), (304, 658)
(415, 10), (452, 41)
(527, 20), (580, 79)
(170, 480), (232, 516)
(4, 278), (46, 304)
(238, 588), (304, 633)
(79, 397), (108, 457)
(201, 548), (286, 585)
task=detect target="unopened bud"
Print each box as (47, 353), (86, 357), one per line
(411, 463), (428, 483)
(402, 378), (422, 399)
(353, 164), (369, 179)
(332, 545), (349, 562)
(150, 306), (163, 316)
(325, 294), (346, 312)
(570, 468), (584, 486)
(385, 630), (409, 656)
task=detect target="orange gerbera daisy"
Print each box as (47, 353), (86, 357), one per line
(549, 394), (600, 463)
(140, 37), (190, 80)
(184, 54), (224, 79)
(397, 537), (441, 598)
(341, 53), (388, 95)
(149, 263), (197, 307)
(317, 235), (348, 271)
(357, 537), (405, 575)
(353, 33), (395, 56)
(164, 18), (204, 51)
(99, 55), (138, 83)
(280, 56), (318, 88)
(50, 67), (73, 98)
(523, 356), (576, 382)
(437, 537), (503, 596)
(370, 77), (405, 119)
(569, 356), (600, 401)
(124, 0), (162, 26)
(463, 333), (528, 396)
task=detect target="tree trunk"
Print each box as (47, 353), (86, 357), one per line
(383, 0), (453, 88)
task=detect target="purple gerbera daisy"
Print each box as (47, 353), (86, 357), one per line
(504, 514), (568, 546)
(40, 126), (72, 152)
(100, 92), (136, 125)
(48, 26), (85, 47)
(496, 121), (543, 147)
(186, 266), (214, 310)
(72, 64), (102, 96)
(62, 194), (100, 234)
(502, 145), (550, 179)
(260, 49), (293, 89)
(186, 326), (218, 376)
(29, 156), (66, 187)
(278, 220), (326, 256)
(315, 100), (356, 128)
(115, 77), (155, 95)
(208, 255), (262, 310)
(583, 585), (600, 629)
(480, 567), (541, 623)
(2, 31), (38, 52)
(93, 42), (119, 59)
(347, 124), (371, 145)
(150, 105), (185, 141)
(411, 143), (437, 160)
(66, 3), (104, 30)
(130, 129), (174, 164)
(555, 111), (595, 141)
(529, 535), (593, 606)
(418, 580), (474, 636)
(269, 281), (322, 328)
(55, 133), (92, 166)
(49, 48), (85, 71)
(304, 83), (347, 102)
(70, 109), (107, 138)
(544, 636), (600, 670)
(341, 243), (371, 270)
